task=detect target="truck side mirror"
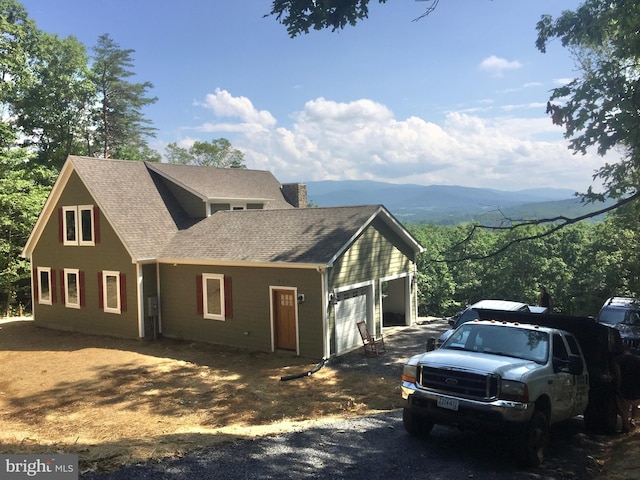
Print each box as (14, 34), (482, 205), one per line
(553, 354), (583, 375)
(567, 354), (584, 375)
(426, 337), (436, 352)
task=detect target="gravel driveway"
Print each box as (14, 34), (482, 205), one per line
(328, 317), (449, 378)
(80, 318), (634, 480)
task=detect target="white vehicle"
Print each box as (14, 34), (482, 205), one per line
(401, 314), (621, 467)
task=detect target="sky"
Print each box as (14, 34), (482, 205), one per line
(20, 0), (608, 193)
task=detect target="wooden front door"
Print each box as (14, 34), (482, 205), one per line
(273, 289), (297, 351)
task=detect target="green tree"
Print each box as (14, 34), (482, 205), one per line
(269, 0), (450, 37)
(408, 224), (456, 316)
(536, 1), (640, 206)
(268, 0), (381, 37)
(13, 33), (95, 169)
(90, 33), (157, 159)
(0, 0), (38, 103)
(165, 138), (246, 168)
(0, 148), (55, 315)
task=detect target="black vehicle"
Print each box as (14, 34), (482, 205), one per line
(596, 297), (640, 353)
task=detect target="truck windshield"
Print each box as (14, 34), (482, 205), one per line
(597, 308), (627, 325)
(442, 324), (549, 364)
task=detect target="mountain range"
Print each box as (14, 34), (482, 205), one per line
(304, 180), (610, 225)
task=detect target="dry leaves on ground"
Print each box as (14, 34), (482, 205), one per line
(0, 320), (401, 473)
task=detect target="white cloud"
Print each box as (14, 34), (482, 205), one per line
(196, 88), (277, 128)
(187, 90), (609, 192)
(500, 102), (547, 112)
(554, 77), (575, 86)
(479, 55), (523, 76)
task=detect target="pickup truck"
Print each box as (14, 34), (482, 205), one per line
(401, 311), (622, 467)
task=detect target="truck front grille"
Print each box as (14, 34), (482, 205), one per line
(418, 366), (499, 401)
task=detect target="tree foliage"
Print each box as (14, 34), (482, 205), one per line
(165, 138), (246, 168)
(91, 34), (157, 159)
(0, 149), (56, 315)
(536, 1), (640, 203)
(410, 219), (639, 318)
(0, 0), (38, 101)
(268, 0), (385, 37)
(14, 33), (95, 169)
(268, 0), (443, 37)
(0, 2), (160, 314)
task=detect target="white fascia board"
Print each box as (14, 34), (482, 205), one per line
(21, 160), (74, 259)
(156, 258), (326, 270)
(22, 158), (138, 264)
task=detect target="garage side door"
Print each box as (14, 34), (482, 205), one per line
(335, 287), (369, 355)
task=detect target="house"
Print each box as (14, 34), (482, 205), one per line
(21, 156), (424, 358)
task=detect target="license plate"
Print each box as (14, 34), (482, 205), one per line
(437, 397), (459, 411)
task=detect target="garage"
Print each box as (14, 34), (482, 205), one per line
(334, 286), (371, 355)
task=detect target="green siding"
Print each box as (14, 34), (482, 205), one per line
(142, 263), (159, 337)
(326, 223), (416, 355)
(329, 224), (411, 288)
(159, 264), (324, 358)
(31, 171), (139, 338)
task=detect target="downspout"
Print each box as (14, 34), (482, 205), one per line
(156, 262), (162, 334)
(318, 265), (330, 359)
(137, 263), (144, 338)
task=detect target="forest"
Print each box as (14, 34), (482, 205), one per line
(2, 0), (639, 319)
(408, 212), (640, 318)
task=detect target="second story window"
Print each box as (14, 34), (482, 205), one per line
(62, 205), (96, 246)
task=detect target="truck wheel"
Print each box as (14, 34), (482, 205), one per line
(518, 410), (549, 468)
(402, 407), (434, 437)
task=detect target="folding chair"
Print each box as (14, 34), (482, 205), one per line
(356, 321), (386, 356)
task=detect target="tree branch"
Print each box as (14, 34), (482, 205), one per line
(440, 192), (640, 262)
(413, 0), (440, 22)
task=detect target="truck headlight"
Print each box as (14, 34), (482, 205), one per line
(500, 380), (529, 402)
(402, 364), (417, 384)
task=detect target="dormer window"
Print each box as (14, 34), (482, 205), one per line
(208, 202), (264, 215)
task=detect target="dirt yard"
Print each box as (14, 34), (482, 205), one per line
(4, 318), (640, 479)
(0, 319), (402, 474)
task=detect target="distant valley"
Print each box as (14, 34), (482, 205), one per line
(304, 180), (612, 225)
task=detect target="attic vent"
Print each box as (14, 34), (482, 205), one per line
(282, 183), (307, 208)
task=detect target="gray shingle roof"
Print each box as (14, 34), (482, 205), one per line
(148, 162), (295, 209)
(56, 157), (420, 265)
(160, 205), (382, 265)
(70, 156), (186, 260)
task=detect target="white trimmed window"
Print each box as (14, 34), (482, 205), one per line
(102, 271), (121, 314)
(37, 267), (52, 305)
(203, 273), (225, 320)
(64, 268), (81, 309)
(63, 205), (95, 246)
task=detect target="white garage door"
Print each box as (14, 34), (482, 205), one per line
(335, 287), (369, 354)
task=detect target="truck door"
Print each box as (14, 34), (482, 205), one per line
(549, 334), (576, 422)
(564, 334), (590, 414)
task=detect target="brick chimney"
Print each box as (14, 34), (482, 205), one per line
(282, 183), (307, 208)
